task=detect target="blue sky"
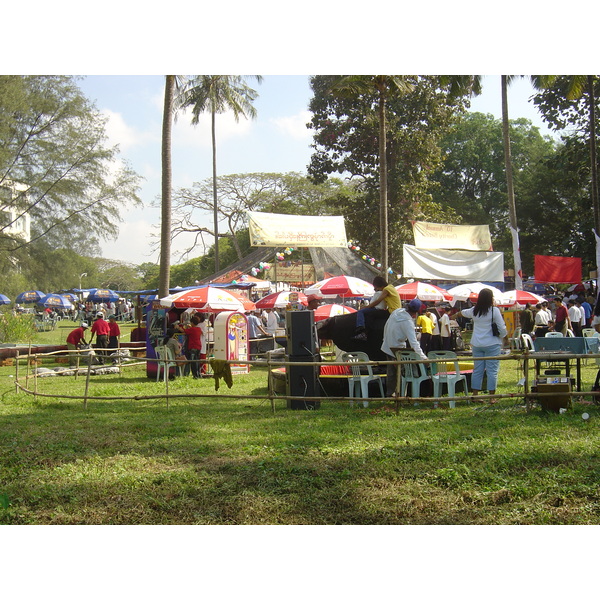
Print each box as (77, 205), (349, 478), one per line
(77, 75), (557, 266)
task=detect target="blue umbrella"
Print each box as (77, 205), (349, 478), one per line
(16, 290), (46, 304)
(86, 288), (120, 303)
(0, 294), (10, 305)
(38, 294), (74, 310)
(61, 293), (78, 302)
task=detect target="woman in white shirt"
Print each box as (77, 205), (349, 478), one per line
(457, 288), (507, 398)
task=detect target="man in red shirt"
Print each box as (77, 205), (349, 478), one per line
(66, 322), (89, 366)
(107, 314), (121, 350)
(553, 297), (570, 336)
(89, 312), (110, 363)
(178, 315), (203, 378)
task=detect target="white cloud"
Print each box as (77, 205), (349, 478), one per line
(270, 110), (313, 140)
(101, 109), (155, 151)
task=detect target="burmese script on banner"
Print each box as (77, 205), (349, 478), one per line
(403, 245), (505, 282)
(248, 211), (347, 248)
(412, 221), (493, 251)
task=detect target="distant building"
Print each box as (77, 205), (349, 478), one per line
(0, 180), (31, 243)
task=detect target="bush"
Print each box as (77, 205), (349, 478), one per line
(0, 311), (36, 344)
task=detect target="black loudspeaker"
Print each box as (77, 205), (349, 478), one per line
(285, 310), (316, 357)
(286, 355), (320, 410)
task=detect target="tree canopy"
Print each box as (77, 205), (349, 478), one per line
(0, 76), (142, 256)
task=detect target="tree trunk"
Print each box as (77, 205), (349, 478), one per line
(212, 110), (219, 274)
(587, 76), (600, 292)
(501, 76), (523, 290)
(159, 75), (174, 298)
(378, 92), (388, 276)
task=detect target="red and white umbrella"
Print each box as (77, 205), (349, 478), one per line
(255, 291), (308, 309)
(395, 281), (452, 302)
(447, 282), (506, 303)
(160, 286), (254, 312)
(313, 303), (357, 322)
(304, 275), (374, 298)
(498, 289), (546, 307)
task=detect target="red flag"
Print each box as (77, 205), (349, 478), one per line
(534, 255), (582, 284)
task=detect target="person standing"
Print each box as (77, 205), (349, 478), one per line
(457, 288), (507, 400)
(416, 309), (434, 355)
(66, 321), (89, 366)
(438, 306), (452, 350)
(534, 302), (550, 337)
(553, 297), (569, 336)
(107, 314), (121, 352)
(520, 303), (534, 336)
(567, 300), (581, 336)
(180, 315), (203, 379)
(264, 308), (278, 336)
(89, 312), (110, 363)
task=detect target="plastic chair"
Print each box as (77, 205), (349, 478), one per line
(155, 344), (177, 382)
(545, 331), (564, 338)
(395, 350), (430, 398)
(582, 328), (596, 337)
(427, 350), (468, 401)
(566, 329), (575, 337)
(520, 333), (534, 350)
(341, 351), (384, 407)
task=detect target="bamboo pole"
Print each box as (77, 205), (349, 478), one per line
(83, 358), (92, 409)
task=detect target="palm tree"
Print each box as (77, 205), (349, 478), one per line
(177, 76), (263, 274)
(159, 75), (176, 298)
(328, 76), (413, 276)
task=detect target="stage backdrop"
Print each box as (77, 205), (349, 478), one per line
(411, 221), (493, 251)
(403, 245), (505, 281)
(534, 255), (582, 284)
(248, 211), (347, 247)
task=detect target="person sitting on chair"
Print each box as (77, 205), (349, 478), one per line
(351, 276), (401, 342)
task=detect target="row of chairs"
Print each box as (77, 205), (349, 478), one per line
(341, 350), (468, 405)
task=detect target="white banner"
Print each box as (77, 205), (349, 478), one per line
(248, 211), (347, 247)
(403, 245), (505, 282)
(412, 221), (493, 251)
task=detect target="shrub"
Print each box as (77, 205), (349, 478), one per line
(0, 311), (36, 344)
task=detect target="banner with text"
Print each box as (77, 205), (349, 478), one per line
(403, 245), (505, 282)
(248, 211), (347, 248)
(412, 221), (493, 251)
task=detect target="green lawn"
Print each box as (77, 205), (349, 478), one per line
(1, 337), (599, 524)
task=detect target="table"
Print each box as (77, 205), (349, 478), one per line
(532, 337), (599, 391)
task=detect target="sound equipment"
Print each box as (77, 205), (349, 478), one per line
(285, 310), (316, 357)
(286, 354), (320, 410)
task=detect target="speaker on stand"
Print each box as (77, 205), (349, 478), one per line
(285, 311), (320, 409)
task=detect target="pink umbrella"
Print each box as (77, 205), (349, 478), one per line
(255, 291), (308, 309)
(313, 303), (357, 322)
(160, 286), (254, 312)
(303, 275), (374, 298)
(395, 281), (452, 302)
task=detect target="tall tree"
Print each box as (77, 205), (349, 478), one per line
(176, 76), (263, 274)
(159, 75), (175, 298)
(0, 76), (141, 255)
(308, 75), (474, 273)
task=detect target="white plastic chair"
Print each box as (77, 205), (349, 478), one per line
(565, 329), (575, 337)
(341, 351), (384, 407)
(582, 328), (596, 337)
(155, 344), (177, 382)
(427, 350), (469, 402)
(520, 333), (535, 350)
(395, 350), (430, 398)
(545, 331), (564, 338)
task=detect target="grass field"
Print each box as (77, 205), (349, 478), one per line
(1, 320), (600, 525)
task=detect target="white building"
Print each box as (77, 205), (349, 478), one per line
(0, 180), (31, 243)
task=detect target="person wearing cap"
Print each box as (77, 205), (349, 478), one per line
(306, 294), (321, 311)
(66, 322), (89, 366)
(381, 299), (427, 396)
(107, 314), (121, 352)
(351, 276), (401, 342)
(89, 312), (110, 363)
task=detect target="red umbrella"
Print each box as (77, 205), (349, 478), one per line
(498, 289), (546, 307)
(255, 291), (308, 309)
(303, 275), (374, 298)
(395, 281), (452, 302)
(160, 286), (254, 312)
(313, 303), (357, 322)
